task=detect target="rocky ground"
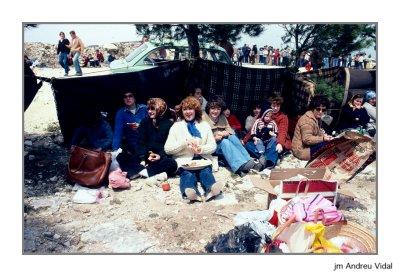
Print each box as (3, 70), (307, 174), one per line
(23, 67), (376, 254)
(24, 41), (140, 68)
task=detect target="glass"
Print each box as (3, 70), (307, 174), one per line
(123, 94), (133, 99)
(315, 107), (327, 113)
(125, 43), (148, 62)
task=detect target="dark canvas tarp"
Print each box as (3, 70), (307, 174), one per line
(51, 60), (188, 143)
(49, 60), (290, 144)
(24, 62), (42, 111)
(194, 61), (289, 123)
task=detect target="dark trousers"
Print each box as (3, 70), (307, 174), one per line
(117, 152), (177, 178)
(310, 141), (330, 157)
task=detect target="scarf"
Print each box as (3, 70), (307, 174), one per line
(186, 120), (202, 139)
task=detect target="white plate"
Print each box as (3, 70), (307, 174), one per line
(181, 160), (212, 170)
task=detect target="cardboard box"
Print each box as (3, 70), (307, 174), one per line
(250, 168), (339, 208)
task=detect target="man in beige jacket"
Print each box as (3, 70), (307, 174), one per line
(67, 30), (84, 76)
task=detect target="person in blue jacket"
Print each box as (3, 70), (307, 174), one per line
(112, 91), (148, 153)
(112, 91), (148, 178)
(71, 112), (113, 151)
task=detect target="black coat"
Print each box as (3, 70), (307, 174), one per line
(135, 117), (173, 162)
(338, 104), (370, 131)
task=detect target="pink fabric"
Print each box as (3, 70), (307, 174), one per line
(108, 169), (130, 189)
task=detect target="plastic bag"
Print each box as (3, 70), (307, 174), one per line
(277, 222), (315, 253)
(305, 223), (342, 253)
(233, 210), (276, 242)
(72, 185), (109, 204)
(205, 225), (263, 253)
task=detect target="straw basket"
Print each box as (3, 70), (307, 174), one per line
(325, 222), (376, 253)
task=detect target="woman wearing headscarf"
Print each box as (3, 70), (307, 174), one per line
(165, 96), (223, 202)
(134, 98), (178, 185)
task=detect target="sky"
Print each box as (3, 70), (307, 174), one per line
(24, 23), (376, 58)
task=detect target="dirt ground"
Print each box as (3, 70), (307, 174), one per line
(23, 67), (376, 254)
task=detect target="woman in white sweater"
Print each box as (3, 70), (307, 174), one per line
(165, 96), (223, 202)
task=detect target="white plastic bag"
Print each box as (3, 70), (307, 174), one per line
(72, 185), (109, 204)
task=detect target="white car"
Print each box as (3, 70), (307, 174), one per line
(365, 59), (376, 69)
(110, 41), (232, 73)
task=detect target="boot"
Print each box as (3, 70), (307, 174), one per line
(259, 156), (267, 169)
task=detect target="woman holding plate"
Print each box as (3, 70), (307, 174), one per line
(165, 96), (223, 202)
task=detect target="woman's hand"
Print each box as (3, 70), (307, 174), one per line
(253, 137), (260, 145)
(140, 161), (147, 167)
(276, 143), (283, 153)
(192, 145), (202, 154)
(222, 131), (230, 137)
(214, 133), (223, 141)
(127, 122), (140, 130)
(269, 131), (276, 137)
(148, 151), (160, 162)
(323, 134), (333, 141)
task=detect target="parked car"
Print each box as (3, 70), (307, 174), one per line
(365, 58), (376, 69)
(110, 41), (232, 73)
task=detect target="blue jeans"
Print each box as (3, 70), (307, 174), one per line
(246, 137), (279, 167)
(72, 52), (82, 74)
(58, 52), (69, 74)
(179, 166), (215, 197)
(216, 135), (251, 173)
(310, 141), (330, 157)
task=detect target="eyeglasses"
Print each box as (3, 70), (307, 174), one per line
(315, 107), (327, 113)
(148, 106), (156, 111)
(123, 94), (134, 99)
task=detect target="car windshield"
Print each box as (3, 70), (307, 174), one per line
(125, 43), (148, 63)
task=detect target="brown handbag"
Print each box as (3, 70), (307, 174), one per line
(68, 146), (111, 187)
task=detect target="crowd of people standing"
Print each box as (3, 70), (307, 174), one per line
(232, 43), (374, 70)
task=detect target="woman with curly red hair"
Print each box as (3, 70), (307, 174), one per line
(165, 96), (223, 202)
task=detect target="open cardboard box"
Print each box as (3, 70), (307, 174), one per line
(250, 168), (354, 208)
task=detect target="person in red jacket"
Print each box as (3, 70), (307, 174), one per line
(223, 107), (242, 138)
(262, 93), (292, 155)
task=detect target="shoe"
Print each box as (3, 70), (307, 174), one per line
(252, 162), (263, 172)
(64, 73), (68, 76)
(184, 188), (200, 201)
(145, 172), (167, 186)
(265, 160), (275, 169)
(205, 182), (223, 201)
(241, 159), (256, 173)
(237, 171), (246, 177)
(75, 73), (82, 76)
(129, 173), (141, 180)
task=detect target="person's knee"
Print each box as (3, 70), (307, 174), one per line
(220, 139), (230, 147)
